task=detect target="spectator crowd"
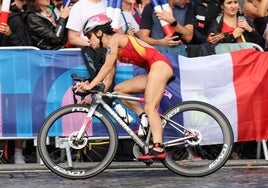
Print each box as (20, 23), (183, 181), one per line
(0, 0), (267, 163)
(1, 0), (267, 51)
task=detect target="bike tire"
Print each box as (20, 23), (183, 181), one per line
(162, 101), (234, 177)
(37, 104), (118, 179)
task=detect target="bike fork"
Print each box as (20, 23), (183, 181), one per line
(75, 103), (98, 141)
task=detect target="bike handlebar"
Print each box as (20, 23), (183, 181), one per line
(71, 73), (105, 97)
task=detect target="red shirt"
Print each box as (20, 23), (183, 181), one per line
(222, 22), (243, 42)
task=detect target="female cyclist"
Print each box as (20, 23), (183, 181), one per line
(74, 13), (174, 160)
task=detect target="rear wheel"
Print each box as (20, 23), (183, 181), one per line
(37, 104), (118, 179)
(162, 101), (233, 177)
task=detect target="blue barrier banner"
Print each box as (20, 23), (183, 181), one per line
(0, 49), (136, 137)
(1, 48), (268, 142)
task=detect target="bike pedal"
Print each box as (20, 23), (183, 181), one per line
(143, 159), (153, 166)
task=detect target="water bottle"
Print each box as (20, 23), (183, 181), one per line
(112, 102), (134, 124)
(138, 113), (149, 136)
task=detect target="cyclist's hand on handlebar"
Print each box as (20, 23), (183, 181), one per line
(73, 81), (105, 93)
(73, 81), (91, 93)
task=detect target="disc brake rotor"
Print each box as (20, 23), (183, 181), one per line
(186, 130), (202, 146)
(68, 131), (88, 149)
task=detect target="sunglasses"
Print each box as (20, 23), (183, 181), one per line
(87, 32), (92, 39)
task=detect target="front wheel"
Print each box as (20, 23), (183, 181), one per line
(162, 101), (234, 177)
(37, 104), (118, 179)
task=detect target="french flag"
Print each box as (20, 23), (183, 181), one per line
(146, 49), (268, 142)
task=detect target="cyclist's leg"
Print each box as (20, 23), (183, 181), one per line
(114, 74), (147, 116)
(143, 61), (173, 152)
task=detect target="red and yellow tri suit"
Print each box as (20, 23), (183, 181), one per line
(117, 35), (173, 72)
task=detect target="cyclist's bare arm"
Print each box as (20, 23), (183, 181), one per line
(102, 64), (116, 92)
(75, 35), (120, 91)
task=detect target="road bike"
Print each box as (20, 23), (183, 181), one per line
(37, 74), (234, 179)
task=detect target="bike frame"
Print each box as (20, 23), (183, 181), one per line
(74, 90), (197, 154)
(74, 91), (152, 153)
